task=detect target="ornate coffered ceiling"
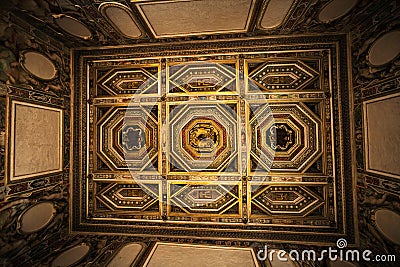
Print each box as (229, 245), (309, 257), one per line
(2, 0), (400, 264)
(0, 0), (369, 47)
(71, 34), (356, 245)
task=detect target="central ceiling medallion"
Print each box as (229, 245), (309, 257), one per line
(185, 118), (223, 158)
(169, 104), (238, 173)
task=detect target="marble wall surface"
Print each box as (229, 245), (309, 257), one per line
(351, 1), (400, 266)
(0, 6), (71, 266)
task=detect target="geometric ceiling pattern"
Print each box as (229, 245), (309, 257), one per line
(3, 1), (400, 265)
(71, 34), (356, 245)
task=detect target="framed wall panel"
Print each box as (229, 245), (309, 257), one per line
(363, 92), (400, 179)
(143, 242), (260, 267)
(8, 100), (63, 181)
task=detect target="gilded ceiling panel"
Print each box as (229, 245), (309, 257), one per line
(71, 34), (355, 245)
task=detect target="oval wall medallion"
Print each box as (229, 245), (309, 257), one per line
(18, 202), (55, 233)
(107, 243), (143, 267)
(368, 31), (400, 66)
(318, 0), (358, 23)
(54, 15), (92, 39)
(51, 244), (90, 267)
(375, 208), (400, 245)
(99, 3), (142, 38)
(20, 51), (57, 81)
(260, 0), (294, 29)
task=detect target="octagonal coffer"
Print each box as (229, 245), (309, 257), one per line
(250, 103), (322, 173)
(97, 106), (159, 172)
(169, 104), (238, 173)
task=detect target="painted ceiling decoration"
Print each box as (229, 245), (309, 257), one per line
(374, 208), (400, 245)
(373, 208), (400, 246)
(143, 243), (259, 267)
(134, 0), (255, 38)
(9, 101), (63, 181)
(106, 243), (144, 266)
(362, 93), (400, 180)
